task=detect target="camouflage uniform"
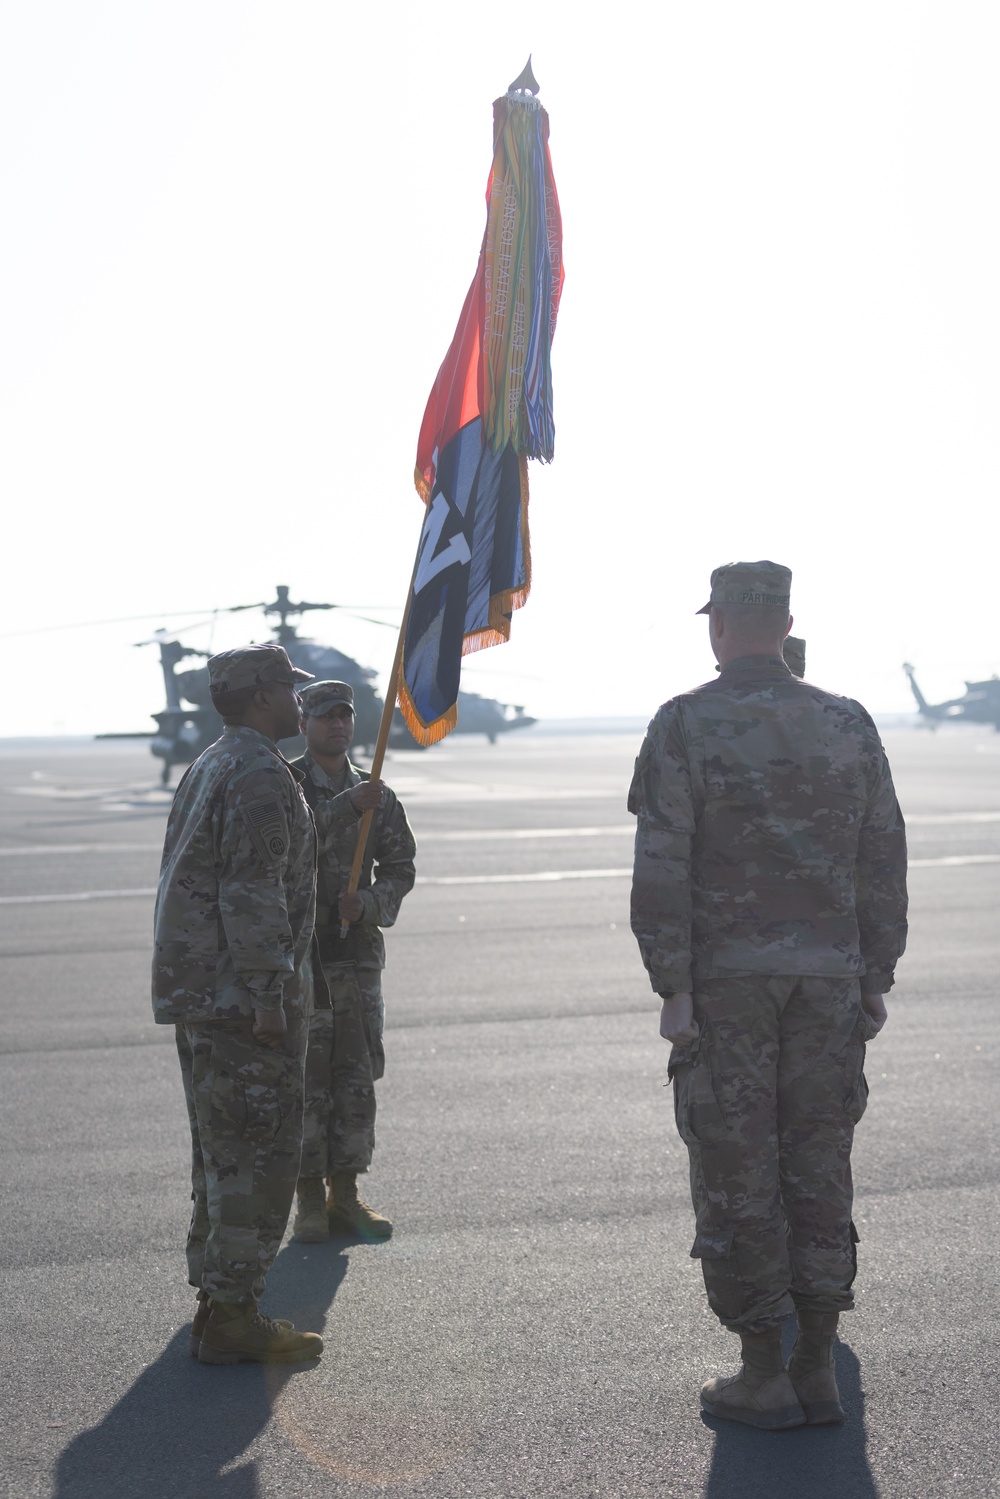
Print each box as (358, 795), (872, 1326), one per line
(152, 720), (320, 1304)
(294, 751), (416, 1176)
(629, 653), (907, 1332)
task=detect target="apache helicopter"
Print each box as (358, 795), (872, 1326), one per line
(118, 586), (535, 783)
(903, 662), (1000, 731)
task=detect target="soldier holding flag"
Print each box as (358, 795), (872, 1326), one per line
(291, 680), (416, 1243)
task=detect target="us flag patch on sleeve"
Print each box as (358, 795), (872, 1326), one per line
(242, 797), (288, 864)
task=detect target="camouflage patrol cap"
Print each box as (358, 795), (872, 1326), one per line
(298, 680), (355, 716)
(208, 644), (313, 699)
(696, 560), (792, 614)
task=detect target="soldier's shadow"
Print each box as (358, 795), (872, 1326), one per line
(53, 1237), (350, 1499)
(703, 1336), (877, 1499)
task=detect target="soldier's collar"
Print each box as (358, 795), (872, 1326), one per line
(718, 654), (792, 681)
(222, 724), (305, 777)
(222, 724), (277, 748)
(305, 753), (356, 792)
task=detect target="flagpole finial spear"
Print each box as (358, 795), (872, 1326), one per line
(508, 56), (539, 96)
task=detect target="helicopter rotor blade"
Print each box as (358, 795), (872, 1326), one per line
(132, 617), (230, 646)
(0, 608), (239, 640)
(222, 597), (403, 621)
(0, 595), (404, 644)
(349, 613), (401, 629)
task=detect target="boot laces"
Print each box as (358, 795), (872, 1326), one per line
(250, 1307), (293, 1336)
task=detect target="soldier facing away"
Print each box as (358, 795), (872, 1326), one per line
(152, 643), (325, 1365)
(628, 561), (908, 1429)
(290, 680), (416, 1243)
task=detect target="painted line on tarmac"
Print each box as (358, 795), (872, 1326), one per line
(0, 843), (162, 856)
(422, 854), (1000, 884)
(420, 868), (633, 886)
(3, 813), (1000, 860)
(906, 811), (1000, 824)
(909, 854), (1000, 868)
(0, 828), (636, 857)
(420, 854), (1000, 885)
(398, 788), (622, 804)
(4, 852), (999, 904)
(421, 825), (634, 843)
(0, 888), (157, 905)
(0, 872), (635, 901)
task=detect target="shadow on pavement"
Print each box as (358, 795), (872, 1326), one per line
(703, 1342), (877, 1499)
(53, 1239), (349, 1499)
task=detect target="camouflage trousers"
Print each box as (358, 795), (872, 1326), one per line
(299, 964), (385, 1178)
(669, 974), (879, 1333)
(175, 1001), (308, 1304)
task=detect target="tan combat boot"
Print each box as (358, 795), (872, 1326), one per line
(700, 1326), (806, 1430)
(190, 1291), (292, 1357)
(328, 1170), (393, 1240)
(788, 1310), (844, 1425)
(292, 1176), (329, 1243)
(197, 1300), (323, 1365)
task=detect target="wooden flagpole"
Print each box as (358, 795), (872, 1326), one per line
(339, 546), (420, 938)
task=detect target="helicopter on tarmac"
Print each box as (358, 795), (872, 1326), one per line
(903, 662), (1000, 731)
(112, 586), (536, 783)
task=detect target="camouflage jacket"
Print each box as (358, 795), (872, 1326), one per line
(293, 752), (416, 970)
(628, 656), (908, 995)
(152, 726), (318, 1023)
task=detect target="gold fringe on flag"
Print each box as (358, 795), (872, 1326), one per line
(413, 466), (432, 505)
(396, 679), (458, 746)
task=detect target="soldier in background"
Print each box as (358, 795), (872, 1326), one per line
(782, 635), (806, 678)
(152, 644), (324, 1365)
(291, 681), (416, 1243)
(629, 562), (907, 1429)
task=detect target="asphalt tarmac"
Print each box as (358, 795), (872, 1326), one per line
(1, 724), (997, 1499)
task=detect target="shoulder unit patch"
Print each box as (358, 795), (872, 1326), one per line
(241, 796), (289, 865)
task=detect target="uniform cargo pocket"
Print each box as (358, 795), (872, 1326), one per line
(361, 997), (386, 1082)
(844, 1010), (871, 1124)
(847, 1219), (861, 1288)
(847, 1069), (869, 1124)
(240, 1080), (285, 1146)
(671, 1032), (727, 1145)
(667, 1029), (701, 1085)
(690, 1228), (745, 1322)
(690, 1228), (734, 1261)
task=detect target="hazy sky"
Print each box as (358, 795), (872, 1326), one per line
(2, 1), (998, 736)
